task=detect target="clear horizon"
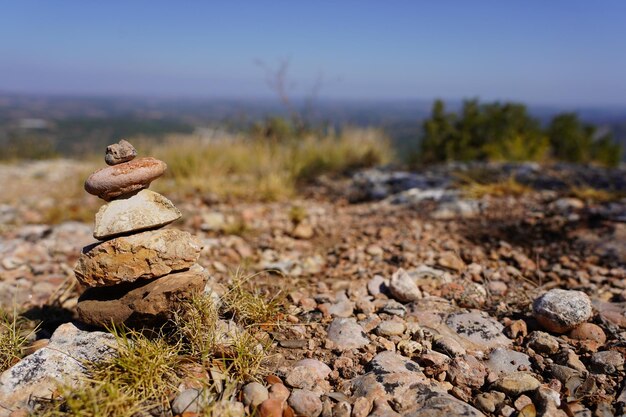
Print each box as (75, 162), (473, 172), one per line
(2, 1), (626, 107)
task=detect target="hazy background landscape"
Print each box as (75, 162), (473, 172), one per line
(2, 1), (626, 164)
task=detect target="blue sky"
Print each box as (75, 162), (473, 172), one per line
(1, 1), (625, 105)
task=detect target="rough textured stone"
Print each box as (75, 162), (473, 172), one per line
(485, 348), (531, 375)
(352, 351), (427, 402)
(589, 350), (624, 374)
(85, 157), (166, 200)
(105, 139), (137, 165)
(93, 189), (181, 239)
(326, 318), (370, 351)
(76, 266), (208, 327)
(446, 312), (512, 351)
(394, 383), (486, 416)
(74, 229), (201, 287)
(0, 323), (115, 412)
(532, 289), (593, 333)
(527, 331), (560, 354)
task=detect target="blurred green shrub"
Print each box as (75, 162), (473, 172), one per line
(418, 99), (622, 167)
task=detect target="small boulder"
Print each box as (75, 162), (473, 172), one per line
(533, 289), (593, 333)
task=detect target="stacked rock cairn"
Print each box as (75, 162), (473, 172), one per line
(74, 140), (208, 328)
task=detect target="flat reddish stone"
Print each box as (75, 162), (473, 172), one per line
(84, 157), (166, 201)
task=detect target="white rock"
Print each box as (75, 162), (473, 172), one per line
(93, 189), (181, 240)
(0, 323), (115, 412)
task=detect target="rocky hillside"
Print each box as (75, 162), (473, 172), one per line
(0, 159), (624, 416)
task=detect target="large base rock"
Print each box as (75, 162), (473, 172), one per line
(93, 189), (181, 240)
(0, 323), (115, 414)
(76, 265), (209, 327)
(74, 228), (201, 287)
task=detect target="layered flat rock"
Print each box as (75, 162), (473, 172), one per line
(76, 265), (209, 327)
(74, 229), (201, 287)
(84, 157), (167, 201)
(93, 189), (181, 239)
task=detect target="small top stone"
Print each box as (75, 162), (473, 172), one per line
(105, 140), (137, 165)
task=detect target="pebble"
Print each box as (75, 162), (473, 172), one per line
(589, 350), (624, 374)
(292, 359), (332, 380)
(242, 382), (269, 408)
(268, 383), (290, 403)
(475, 391), (506, 414)
(287, 389), (323, 417)
(568, 323), (606, 344)
(433, 336), (466, 357)
(258, 398), (283, 417)
(526, 331), (560, 355)
(491, 372), (541, 396)
(326, 318), (370, 351)
(437, 251), (465, 272)
(485, 347), (531, 375)
(105, 139), (137, 165)
(171, 388), (211, 414)
(332, 401), (351, 417)
(84, 157), (167, 201)
(388, 268), (422, 302)
(352, 397), (372, 417)
(447, 354), (486, 388)
(367, 275), (387, 296)
(532, 289), (593, 333)
(376, 320), (406, 336)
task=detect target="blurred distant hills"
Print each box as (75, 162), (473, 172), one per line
(1, 92), (625, 161)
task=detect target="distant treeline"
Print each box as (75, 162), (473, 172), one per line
(418, 99), (622, 167)
(0, 97), (623, 167)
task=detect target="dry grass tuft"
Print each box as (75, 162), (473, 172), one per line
(147, 128), (392, 201)
(568, 186), (626, 202)
(0, 309), (33, 372)
(221, 270), (284, 327)
(459, 175), (532, 199)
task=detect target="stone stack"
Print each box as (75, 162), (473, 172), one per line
(74, 140), (208, 328)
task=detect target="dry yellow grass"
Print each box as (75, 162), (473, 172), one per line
(146, 128), (392, 200)
(459, 175), (532, 199)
